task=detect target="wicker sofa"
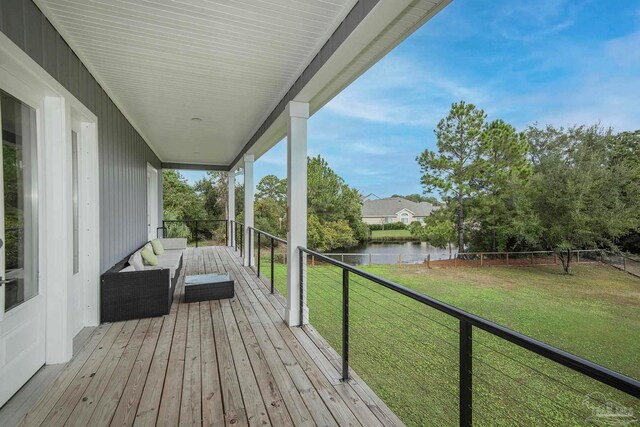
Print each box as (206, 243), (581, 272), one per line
(100, 238), (187, 322)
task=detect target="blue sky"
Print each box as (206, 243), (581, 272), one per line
(183, 0), (640, 198)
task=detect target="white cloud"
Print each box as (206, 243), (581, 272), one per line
(324, 55), (488, 126)
(604, 31), (640, 65)
(489, 0), (582, 41)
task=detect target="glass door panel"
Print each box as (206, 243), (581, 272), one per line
(0, 90), (38, 313)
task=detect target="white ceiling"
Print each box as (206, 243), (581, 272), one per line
(36, 0), (357, 165)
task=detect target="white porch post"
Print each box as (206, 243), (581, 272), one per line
(285, 101), (309, 326)
(44, 96), (74, 363)
(243, 155), (254, 266)
(227, 170), (235, 247)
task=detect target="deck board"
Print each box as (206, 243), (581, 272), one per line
(9, 246), (402, 427)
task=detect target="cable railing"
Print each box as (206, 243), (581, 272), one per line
(299, 246), (640, 427)
(157, 219), (228, 247)
(247, 226), (287, 295)
(229, 220), (244, 256)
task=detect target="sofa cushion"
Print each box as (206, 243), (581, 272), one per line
(151, 238), (165, 255)
(120, 265), (136, 273)
(156, 251), (182, 278)
(159, 250), (182, 264)
(141, 246), (158, 266)
(128, 251), (144, 271)
(159, 238), (188, 250)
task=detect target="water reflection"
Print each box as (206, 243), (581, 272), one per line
(326, 242), (457, 265)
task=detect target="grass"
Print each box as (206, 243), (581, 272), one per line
(258, 259), (640, 426)
(370, 229), (413, 239)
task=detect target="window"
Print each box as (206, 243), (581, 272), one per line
(400, 213), (409, 224)
(72, 131), (79, 274)
(1, 90), (39, 311)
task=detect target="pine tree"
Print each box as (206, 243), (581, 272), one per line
(417, 101), (485, 251)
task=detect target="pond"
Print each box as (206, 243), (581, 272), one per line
(325, 241), (457, 266)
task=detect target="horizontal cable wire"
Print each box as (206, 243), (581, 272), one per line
(308, 267), (459, 351)
(348, 274), (458, 348)
(473, 356), (588, 421)
(473, 336), (609, 406)
(344, 270), (459, 334)
(306, 269), (460, 401)
(308, 273), (458, 370)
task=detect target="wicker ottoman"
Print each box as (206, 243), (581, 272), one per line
(184, 273), (234, 303)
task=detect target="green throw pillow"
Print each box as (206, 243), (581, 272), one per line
(140, 246), (158, 266)
(151, 239), (164, 255)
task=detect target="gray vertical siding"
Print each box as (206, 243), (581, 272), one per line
(0, 0), (163, 272)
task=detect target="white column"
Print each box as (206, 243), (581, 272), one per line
(285, 101), (309, 326)
(227, 170), (235, 247)
(243, 155), (254, 267)
(43, 96), (73, 363)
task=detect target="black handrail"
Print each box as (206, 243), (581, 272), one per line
(247, 226), (287, 294)
(247, 226), (287, 244)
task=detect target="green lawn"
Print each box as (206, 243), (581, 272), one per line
(258, 259), (640, 426)
(370, 229), (412, 239)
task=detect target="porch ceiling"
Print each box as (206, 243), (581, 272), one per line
(34, 0), (451, 168)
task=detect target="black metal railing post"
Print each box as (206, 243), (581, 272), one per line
(195, 220), (199, 248)
(225, 220), (229, 246)
(257, 232), (261, 277)
(342, 268), (350, 382)
(270, 238), (275, 293)
(299, 250), (304, 326)
(248, 227), (252, 267)
(460, 320), (473, 427)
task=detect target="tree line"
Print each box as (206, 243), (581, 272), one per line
(162, 155), (366, 251)
(413, 101), (640, 272)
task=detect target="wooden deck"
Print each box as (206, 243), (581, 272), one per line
(10, 246), (402, 426)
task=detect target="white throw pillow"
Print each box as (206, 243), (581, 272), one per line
(128, 251), (144, 271)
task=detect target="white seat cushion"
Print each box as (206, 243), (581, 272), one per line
(128, 251), (144, 271)
(153, 250), (182, 279)
(158, 250), (182, 265)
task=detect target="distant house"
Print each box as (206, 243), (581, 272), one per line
(361, 197), (438, 225)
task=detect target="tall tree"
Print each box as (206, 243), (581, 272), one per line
(473, 119), (535, 251)
(194, 172), (226, 219)
(307, 155), (368, 245)
(526, 125), (640, 273)
(256, 174), (287, 204)
(162, 169), (205, 220)
(251, 156), (366, 250)
(417, 101), (486, 250)
(254, 175), (287, 238)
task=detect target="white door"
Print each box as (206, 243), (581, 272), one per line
(147, 164), (158, 240)
(0, 89), (45, 406)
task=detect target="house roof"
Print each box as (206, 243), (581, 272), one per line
(361, 197), (437, 217)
